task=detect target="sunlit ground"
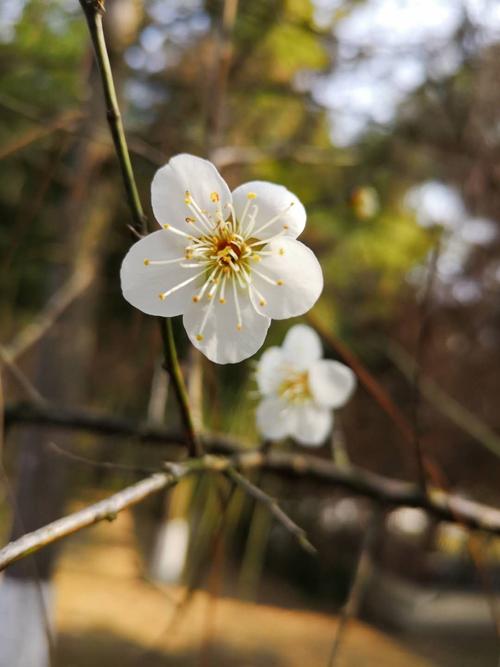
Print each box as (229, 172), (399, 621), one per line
(54, 509), (432, 667)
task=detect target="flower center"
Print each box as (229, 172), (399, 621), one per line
(278, 370), (311, 404)
(143, 189), (293, 339)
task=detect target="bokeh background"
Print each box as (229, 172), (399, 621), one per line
(1, 0), (500, 665)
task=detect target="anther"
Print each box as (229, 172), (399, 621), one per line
(159, 293), (166, 300)
(276, 279), (284, 286)
(278, 248), (285, 256)
(192, 295), (200, 303)
(185, 217), (196, 223)
(283, 224), (289, 230)
(259, 299), (266, 306)
(247, 192), (257, 200)
(210, 192), (220, 202)
(144, 259), (150, 266)
(196, 334), (204, 341)
(236, 324), (243, 331)
(219, 298), (226, 304)
(163, 224), (170, 229)
(184, 190), (192, 205)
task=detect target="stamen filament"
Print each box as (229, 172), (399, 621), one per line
(144, 256), (185, 267)
(252, 202), (294, 237)
(159, 269), (204, 300)
(232, 280), (243, 331)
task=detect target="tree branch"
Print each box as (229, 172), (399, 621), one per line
(0, 472), (176, 571)
(78, 0), (201, 458)
(5, 400), (500, 536)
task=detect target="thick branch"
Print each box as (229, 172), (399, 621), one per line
(5, 401), (500, 536)
(0, 472), (175, 571)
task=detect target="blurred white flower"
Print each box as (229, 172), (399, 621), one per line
(120, 154), (323, 364)
(255, 324), (356, 446)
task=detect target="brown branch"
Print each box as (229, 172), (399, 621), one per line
(327, 510), (381, 666)
(306, 311), (415, 445)
(225, 466), (316, 555)
(5, 400), (500, 536)
(2, 267), (94, 363)
(0, 110), (81, 160)
(387, 340), (500, 459)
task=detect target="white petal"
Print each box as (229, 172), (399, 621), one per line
(256, 396), (297, 440)
(120, 230), (200, 317)
(183, 285), (271, 364)
(282, 324), (323, 370)
(309, 360), (356, 408)
(256, 346), (287, 395)
(292, 404), (333, 447)
(252, 237), (323, 319)
(151, 154), (232, 232)
(232, 181), (306, 240)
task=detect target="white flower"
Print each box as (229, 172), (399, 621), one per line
(255, 324), (356, 446)
(120, 154), (323, 364)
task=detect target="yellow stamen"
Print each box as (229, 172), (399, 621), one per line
(276, 279), (284, 286)
(247, 192), (257, 199)
(211, 192), (220, 202)
(144, 259), (150, 266)
(196, 334), (204, 341)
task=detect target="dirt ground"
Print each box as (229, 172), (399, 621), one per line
(53, 508), (434, 667)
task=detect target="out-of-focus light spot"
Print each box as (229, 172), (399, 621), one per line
(452, 278), (482, 304)
(387, 507), (429, 537)
(405, 181), (464, 229)
(460, 217), (497, 245)
(351, 186), (380, 219)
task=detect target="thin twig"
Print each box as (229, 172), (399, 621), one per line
(0, 353), (47, 405)
(387, 340), (500, 459)
(327, 510), (381, 666)
(0, 110), (81, 160)
(411, 242), (441, 494)
(225, 466), (316, 555)
(78, 1), (146, 235)
(306, 311), (415, 445)
(2, 267), (94, 363)
(159, 320), (203, 458)
(78, 0), (201, 458)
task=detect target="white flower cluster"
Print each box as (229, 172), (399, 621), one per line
(120, 155), (356, 446)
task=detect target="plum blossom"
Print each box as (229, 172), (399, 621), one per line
(255, 324), (356, 446)
(120, 154), (323, 364)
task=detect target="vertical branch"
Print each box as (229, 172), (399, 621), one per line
(160, 320), (202, 457)
(78, 0), (201, 457)
(411, 242), (441, 494)
(327, 510), (381, 667)
(79, 1), (147, 235)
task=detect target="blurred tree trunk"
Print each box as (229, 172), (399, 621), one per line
(0, 3), (141, 665)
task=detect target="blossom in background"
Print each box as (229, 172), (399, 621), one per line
(255, 324), (356, 446)
(121, 154), (323, 364)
